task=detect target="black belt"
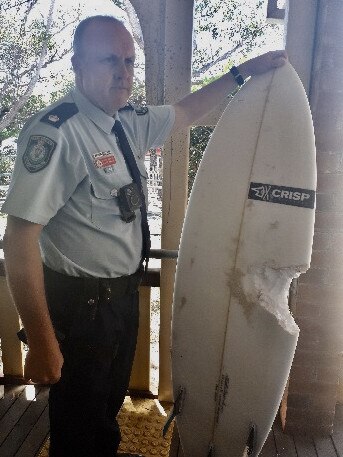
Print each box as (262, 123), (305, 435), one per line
(17, 266), (143, 346)
(43, 264), (143, 303)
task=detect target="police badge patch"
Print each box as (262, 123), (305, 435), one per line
(22, 135), (57, 173)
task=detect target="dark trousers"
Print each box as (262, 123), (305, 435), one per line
(43, 265), (142, 457)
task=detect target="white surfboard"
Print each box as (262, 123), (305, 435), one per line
(171, 62), (316, 457)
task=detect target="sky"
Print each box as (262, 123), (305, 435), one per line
(44, 0), (125, 22)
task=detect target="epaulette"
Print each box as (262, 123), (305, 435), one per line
(119, 102), (148, 115)
(134, 104), (148, 115)
(119, 102), (134, 112)
(40, 103), (79, 128)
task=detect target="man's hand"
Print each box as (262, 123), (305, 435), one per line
(239, 50), (288, 79)
(3, 216), (64, 385)
(24, 342), (64, 384)
(172, 50), (288, 133)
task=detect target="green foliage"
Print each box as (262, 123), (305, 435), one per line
(0, 94), (46, 142)
(130, 78), (146, 105)
(0, 140), (16, 198)
(188, 126), (214, 195)
(0, 0), (38, 13)
(49, 76), (75, 104)
(0, 0), (80, 136)
(0, 143), (15, 178)
(0, 0), (81, 185)
(188, 0), (282, 191)
(1, 8), (51, 96)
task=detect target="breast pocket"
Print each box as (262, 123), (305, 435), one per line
(89, 157), (149, 230)
(89, 180), (121, 230)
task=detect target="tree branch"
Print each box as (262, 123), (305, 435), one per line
(0, 0), (55, 132)
(0, 0), (38, 13)
(192, 41), (243, 78)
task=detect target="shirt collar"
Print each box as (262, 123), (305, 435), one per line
(71, 88), (118, 134)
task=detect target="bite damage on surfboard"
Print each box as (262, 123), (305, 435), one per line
(230, 266), (304, 335)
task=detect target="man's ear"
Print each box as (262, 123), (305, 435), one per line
(71, 54), (81, 76)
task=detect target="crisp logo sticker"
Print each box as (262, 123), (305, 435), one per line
(248, 182), (315, 209)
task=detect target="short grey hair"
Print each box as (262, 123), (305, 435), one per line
(73, 15), (124, 56)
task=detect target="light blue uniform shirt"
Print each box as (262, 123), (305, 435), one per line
(2, 89), (175, 277)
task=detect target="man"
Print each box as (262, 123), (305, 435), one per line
(2, 15), (287, 457)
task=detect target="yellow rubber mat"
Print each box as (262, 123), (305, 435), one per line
(118, 397), (173, 455)
(38, 396), (174, 457)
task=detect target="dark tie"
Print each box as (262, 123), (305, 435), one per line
(112, 119), (151, 268)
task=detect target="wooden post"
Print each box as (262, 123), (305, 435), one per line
(130, 0), (195, 402)
(129, 286), (151, 392)
(159, 0), (195, 402)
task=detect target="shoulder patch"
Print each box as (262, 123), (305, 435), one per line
(134, 105), (148, 115)
(22, 135), (57, 173)
(118, 103), (148, 115)
(40, 102), (79, 128)
(119, 102), (134, 112)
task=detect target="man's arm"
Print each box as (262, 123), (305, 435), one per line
(3, 215), (63, 384)
(172, 50), (288, 133)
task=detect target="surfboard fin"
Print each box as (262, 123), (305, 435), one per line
(244, 423), (257, 456)
(163, 386), (186, 438)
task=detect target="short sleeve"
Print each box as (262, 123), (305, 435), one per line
(119, 105), (175, 155)
(2, 124), (87, 225)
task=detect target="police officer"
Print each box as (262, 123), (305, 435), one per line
(2, 15), (287, 457)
